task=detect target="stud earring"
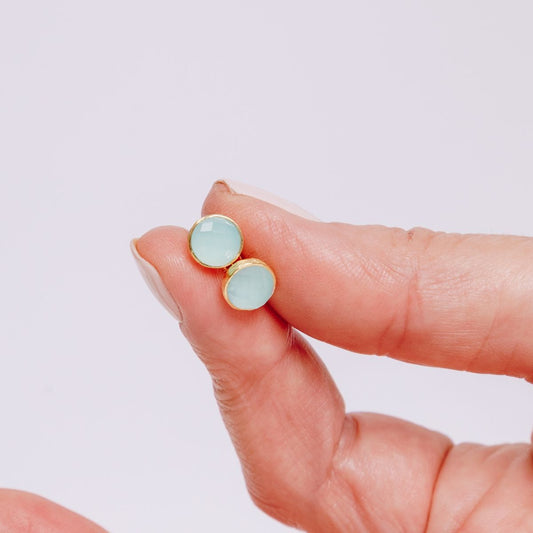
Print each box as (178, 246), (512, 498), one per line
(188, 214), (244, 268)
(188, 214), (276, 310)
(222, 258), (276, 310)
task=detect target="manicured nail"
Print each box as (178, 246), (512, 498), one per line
(130, 239), (183, 322)
(217, 179), (321, 221)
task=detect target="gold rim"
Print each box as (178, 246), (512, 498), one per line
(188, 214), (244, 269)
(222, 258), (276, 310)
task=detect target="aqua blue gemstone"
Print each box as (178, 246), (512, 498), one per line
(226, 262), (275, 310)
(190, 215), (243, 268)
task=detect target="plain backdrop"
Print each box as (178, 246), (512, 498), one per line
(1, 1), (533, 531)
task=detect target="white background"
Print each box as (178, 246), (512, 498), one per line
(1, 1), (532, 531)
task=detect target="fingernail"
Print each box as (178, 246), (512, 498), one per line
(130, 239), (183, 322)
(216, 179), (321, 221)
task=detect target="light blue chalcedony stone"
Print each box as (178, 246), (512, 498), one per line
(226, 262), (275, 310)
(190, 215), (243, 268)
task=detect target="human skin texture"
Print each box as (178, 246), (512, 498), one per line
(5, 181), (532, 532)
(0, 490), (106, 532)
(134, 182), (533, 532)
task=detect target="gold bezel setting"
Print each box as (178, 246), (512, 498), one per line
(188, 214), (244, 269)
(222, 258), (276, 310)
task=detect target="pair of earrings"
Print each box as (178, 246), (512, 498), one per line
(188, 214), (276, 311)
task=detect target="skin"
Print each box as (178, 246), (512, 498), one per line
(0, 490), (106, 532)
(3, 182), (532, 531)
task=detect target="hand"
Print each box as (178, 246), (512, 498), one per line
(133, 181), (533, 532)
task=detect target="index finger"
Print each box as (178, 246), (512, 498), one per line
(203, 181), (533, 380)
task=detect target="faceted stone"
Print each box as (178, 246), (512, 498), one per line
(189, 215), (243, 268)
(225, 261), (275, 310)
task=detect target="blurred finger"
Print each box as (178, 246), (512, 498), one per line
(0, 490), (106, 532)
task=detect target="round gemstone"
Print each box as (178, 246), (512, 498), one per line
(189, 215), (243, 268)
(225, 260), (275, 310)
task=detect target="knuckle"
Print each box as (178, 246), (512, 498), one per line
(383, 226), (439, 355)
(247, 489), (299, 528)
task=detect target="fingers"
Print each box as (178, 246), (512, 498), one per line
(133, 229), (452, 531)
(426, 442), (533, 532)
(134, 227), (345, 528)
(202, 181), (533, 379)
(0, 490), (106, 532)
